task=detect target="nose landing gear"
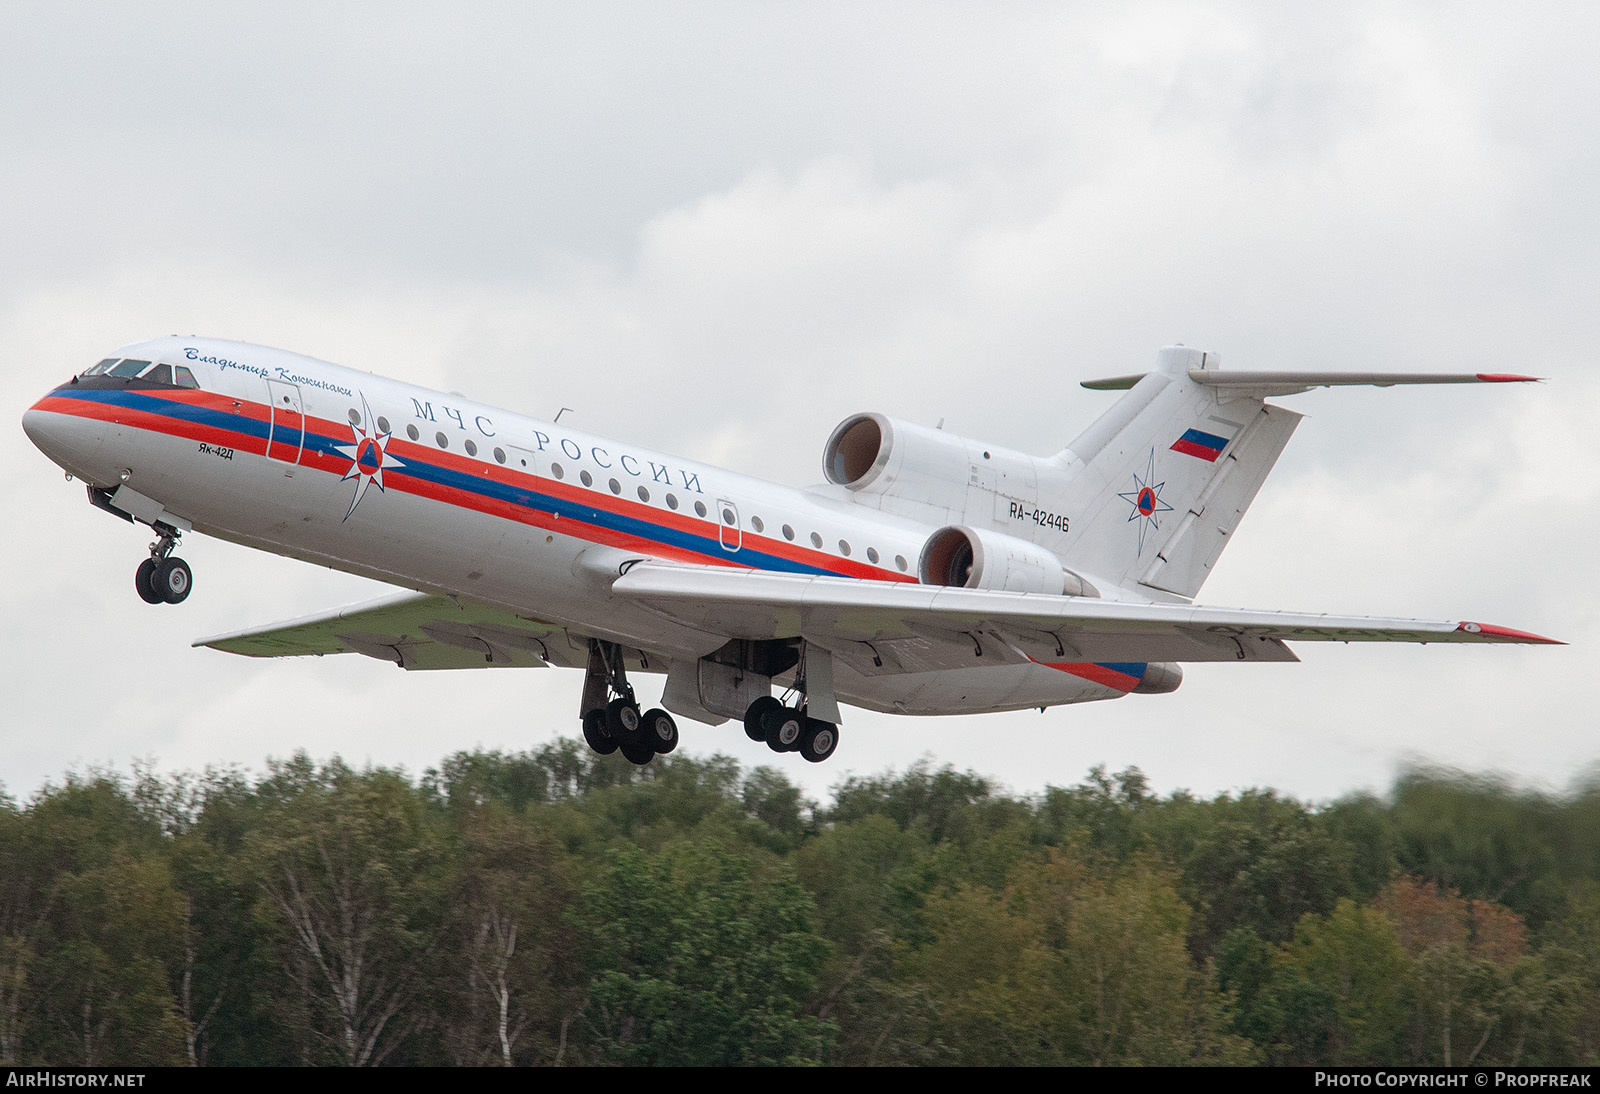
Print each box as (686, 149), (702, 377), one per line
(134, 525), (192, 605)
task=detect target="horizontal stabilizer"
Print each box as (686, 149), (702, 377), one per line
(1083, 369), (1542, 393)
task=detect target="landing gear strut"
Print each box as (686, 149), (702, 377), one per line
(135, 524), (192, 605)
(578, 639), (678, 765)
(741, 643), (840, 763)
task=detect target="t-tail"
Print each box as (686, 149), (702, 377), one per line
(1052, 346), (1540, 600)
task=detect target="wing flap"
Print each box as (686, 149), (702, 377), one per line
(194, 592), (584, 670)
(612, 563), (1558, 671)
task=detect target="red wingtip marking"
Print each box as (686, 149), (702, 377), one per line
(1456, 621), (1564, 644)
(1475, 373), (1544, 383)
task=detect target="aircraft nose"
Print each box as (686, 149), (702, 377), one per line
(22, 391), (102, 475)
(21, 400), (56, 450)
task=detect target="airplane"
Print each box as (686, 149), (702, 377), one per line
(21, 338), (1558, 766)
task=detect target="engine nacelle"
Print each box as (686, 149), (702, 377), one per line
(824, 413), (970, 506)
(919, 524), (1094, 596)
(1133, 662), (1184, 694)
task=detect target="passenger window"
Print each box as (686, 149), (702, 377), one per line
(407, 425), (420, 441)
(666, 493), (678, 510)
(695, 501), (707, 518)
(751, 516), (764, 532)
(551, 463), (564, 479)
(435, 432), (449, 448)
(637, 486), (650, 502)
(896, 555), (908, 571)
(810, 532), (823, 548)
(465, 439), (478, 457)
(782, 525), (795, 541)
(348, 408), (361, 426)
(494, 448), (506, 464)
(377, 416), (391, 433)
(839, 540), (851, 556)
(867, 547), (880, 564)
(609, 478), (621, 495)
(580, 470), (593, 487)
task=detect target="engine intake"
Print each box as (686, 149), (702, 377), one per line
(918, 525), (1094, 596)
(823, 412), (971, 497)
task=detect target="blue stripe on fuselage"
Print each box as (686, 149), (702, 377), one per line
(53, 386), (846, 578)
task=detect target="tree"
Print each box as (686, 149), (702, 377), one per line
(579, 840), (834, 1065)
(436, 807), (583, 1066)
(909, 848), (1254, 1065)
(1273, 899), (1408, 1065)
(1376, 877), (1535, 1066)
(244, 757), (442, 1066)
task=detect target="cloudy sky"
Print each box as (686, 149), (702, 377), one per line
(4, 2), (1595, 805)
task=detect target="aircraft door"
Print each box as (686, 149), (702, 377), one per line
(265, 380), (305, 464)
(717, 498), (741, 552)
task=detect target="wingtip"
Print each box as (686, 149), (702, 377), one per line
(1475, 373), (1545, 383)
(1456, 621), (1564, 644)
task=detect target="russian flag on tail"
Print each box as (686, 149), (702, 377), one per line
(1170, 427), (1229, 462)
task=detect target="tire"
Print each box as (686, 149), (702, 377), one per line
(799, 719), (839, 763)
(763, 706), (805, 752)
(581, 709), (617, 755)
(619, 740), (655, 766)
(606, 697), (642, 745)
(135, 559), (163, 604)
(641, 707), (678, 754)
(743, 696), (781, 742)
(154, 557), (192, 604)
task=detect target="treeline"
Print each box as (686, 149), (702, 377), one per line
(1, 743), (1598, 1066)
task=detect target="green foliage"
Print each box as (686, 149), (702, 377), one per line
(580, 840), (833, 1065)
(910, 848), (1255, 1065)
(1388, 768), (1564, 922)
(1273, 899), (1408, 1065)
(243, 757), (445, 1065)
(0, 745), (1595, 1066)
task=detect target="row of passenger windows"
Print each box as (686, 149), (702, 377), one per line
(81, 358), (201, 389)
(348, 406), (911, 572)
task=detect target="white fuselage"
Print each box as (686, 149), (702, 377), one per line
(23, 337), (1140, 717)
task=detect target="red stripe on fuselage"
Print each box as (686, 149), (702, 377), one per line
(1033, 660), (1142, 692)
(37, 391), (920, 583)
(32, 392), (270, 458)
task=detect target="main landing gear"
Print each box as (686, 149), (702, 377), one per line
(742, 696), (840, 764)
(738, 641), (840, 764)
(579, 639), (678, 766)
(134, 525), (192, 606)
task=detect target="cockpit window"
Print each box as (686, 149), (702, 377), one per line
(76, 357), (203, 389)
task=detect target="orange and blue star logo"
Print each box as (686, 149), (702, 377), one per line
(333, 395), (405, 520)
(1118, 449), (1172, 555)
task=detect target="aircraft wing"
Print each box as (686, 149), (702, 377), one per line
(610, 562), (1558, 674)
(193, 591), (589, 671)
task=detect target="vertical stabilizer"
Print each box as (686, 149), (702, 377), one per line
(1053, 347), (1301, 599)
